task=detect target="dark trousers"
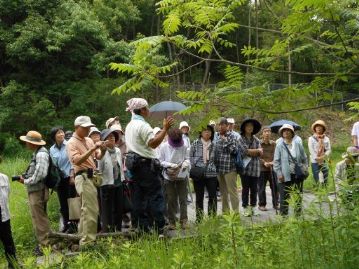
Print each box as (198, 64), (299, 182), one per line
(0, 209), (16, 268)
(164, 180), (188, 224)
(132, 162), (165, 233)
(311, 162), (329, 185)
(192, 177), (217, 221)
(258, 171), (279, 207)
(279, 175), (303, 216)
(57, 177), (77, 230)
(100, 185), (123, 232)
(240, 175), (259, 208)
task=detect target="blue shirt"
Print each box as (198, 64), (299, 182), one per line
(50, 141), (72, 178)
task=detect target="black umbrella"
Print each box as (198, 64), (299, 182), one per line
(269, 120), (301, 133)
(149, 101), (187, 120)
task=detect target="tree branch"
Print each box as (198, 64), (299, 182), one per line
(158, 59), (205, 78)
(178, 48), (359, 76)
(222, 97), (359, 114)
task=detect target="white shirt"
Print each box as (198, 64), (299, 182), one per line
(308, 135), (331, 163)
(125, 114), (156, 159)
(182, 134), (191, 150)
(351, 121), (359, 138)
(0, 173), (11, 222)
(158, 142), (190, 180)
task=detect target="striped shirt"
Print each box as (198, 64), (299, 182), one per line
(67, 133), (97, 174)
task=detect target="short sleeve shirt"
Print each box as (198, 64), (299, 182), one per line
(67, 133), (96, 174)
(125, 115), (156, 159)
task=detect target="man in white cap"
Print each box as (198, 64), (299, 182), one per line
(179, 121), (191, 149)
(18, 130), (51, 255)
(125, 98), (174, 236)
(67, 116), (107, 247)
(227, 118), (240, 140)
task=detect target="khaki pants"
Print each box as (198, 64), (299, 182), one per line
(75, 174), (99, 246)
(218, 171), (239, 213)
(28, 188), (50, 246)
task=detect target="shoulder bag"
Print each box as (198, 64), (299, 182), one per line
(283, 143), (309, 181)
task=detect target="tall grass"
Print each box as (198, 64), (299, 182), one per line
(0, 144), (358, 268)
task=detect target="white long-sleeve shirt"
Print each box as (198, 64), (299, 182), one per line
(0, 173), (11, 222)
(308, 135), (331, 163)
(158, 142), (190, 180)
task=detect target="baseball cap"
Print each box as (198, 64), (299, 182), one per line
(74, 116), (95, 128)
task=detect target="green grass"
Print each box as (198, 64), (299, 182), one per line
(0, 143), (358, 268)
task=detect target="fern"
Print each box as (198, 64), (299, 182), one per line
(163, 12), (181, 35)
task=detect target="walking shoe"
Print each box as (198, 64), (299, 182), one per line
(242, 207), (252, 217)
(251, 207), (260, 216)
(258, 206), (267, 211)
(158, 234), (165, 240)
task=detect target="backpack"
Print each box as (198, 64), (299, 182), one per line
(233, 148), (244, 174)
(37, 148), (62, 191)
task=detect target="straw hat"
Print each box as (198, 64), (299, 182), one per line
(311, 120), (327, 132)
(342, 146), (359, 159)
(110, 124), (123, 134)
(106, 116), (119, 129)
(278, 124), (295, 137)
(20, 131), (46, 146)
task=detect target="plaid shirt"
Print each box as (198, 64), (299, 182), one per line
(238, 135), (261, 178)
(214, 132), (237, 174)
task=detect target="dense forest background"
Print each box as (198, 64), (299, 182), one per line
(0, 0), (358, 154)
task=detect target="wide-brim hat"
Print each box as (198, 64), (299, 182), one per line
(311, 120), (327, 133)
(240, 118), (261, 135)
(106, 116), (120, 129)
(179, 121), (190, 131)
(101, 129), (119, 142)
(342, 146), (359, 159)
(110, 124), (123, 134)
(89, 127), (101, 137)
(20, 131), (46, 146)
(199, 125), (215, 141)
(279, 124), (295, 136)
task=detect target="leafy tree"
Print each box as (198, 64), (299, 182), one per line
(111, 0), (359, 129)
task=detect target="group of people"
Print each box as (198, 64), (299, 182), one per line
(0, 97), (358, 268)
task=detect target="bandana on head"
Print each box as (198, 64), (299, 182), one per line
(126, 98), (148, 112)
